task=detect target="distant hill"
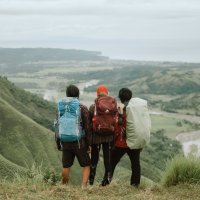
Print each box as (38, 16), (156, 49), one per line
(82, 65), (200, 95)
(161, 93), (200, 115)
(0, 47), (109, 73)
(82, 64), (200, 114)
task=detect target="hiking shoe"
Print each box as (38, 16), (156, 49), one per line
(100, 178), (110, 186)
(131, 184), (139, 189)
(89, 165), (97, 185)
(89, 175), (95, 185)
(89, 168), (96, 185)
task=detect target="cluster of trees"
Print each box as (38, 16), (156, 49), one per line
(142, 129), (182, 172)
(161, 94), (200, 116)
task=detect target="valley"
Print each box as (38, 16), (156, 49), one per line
(0, 48), (200, 185)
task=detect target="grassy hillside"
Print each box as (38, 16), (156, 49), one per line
(161, 93), (200, 115)
(0, 77), (61, 178)
(0, 96), (61, 178)
(0, 154), (27, 180)
(0, 76), (56, 131)
(82, 65), (200, 95)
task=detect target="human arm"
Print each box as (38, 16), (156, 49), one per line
(81, 104), (93, 146)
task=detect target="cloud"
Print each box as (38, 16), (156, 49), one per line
(0, 0), (200, 19)
(0, 0), (200, 62)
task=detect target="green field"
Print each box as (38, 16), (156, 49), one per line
(151, 115), (195, 139)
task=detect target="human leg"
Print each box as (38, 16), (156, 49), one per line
(62, 168), (70, 184)
(89, 144), (101, 185)
(110, 147), (126, 179)
(127, 149), (141, 187)
(82, 166), (90, 189)
(101, 142), (113, 186)
(75, 146), (91, 189)
(62, 149), (75, 184)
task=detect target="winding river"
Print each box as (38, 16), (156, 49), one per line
(150, 111), (200, 157)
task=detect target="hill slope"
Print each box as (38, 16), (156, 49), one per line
(0, 77), (62, 179)
(0, 97), (61, 174)
(0, 154), (26, 180)
(0, 76), (56, 130)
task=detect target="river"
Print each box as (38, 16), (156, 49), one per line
(150, 111), (200, 157)
(176, 131), (200, 157)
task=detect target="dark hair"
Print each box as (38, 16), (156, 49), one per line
(118, 88), (132, 103)
(66, 85), (79, 98)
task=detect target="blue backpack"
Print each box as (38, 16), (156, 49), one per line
(57, 97), (85, 142)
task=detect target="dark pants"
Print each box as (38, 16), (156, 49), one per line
(111, 147), (141, 186)
(90, 142), (112, 179)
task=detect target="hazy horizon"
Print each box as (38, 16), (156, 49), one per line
(0, 0), (200, 63)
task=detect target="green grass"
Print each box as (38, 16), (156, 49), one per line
(161, 156), (200, 187)
(151, 115), (195, 139)
(0, 154), (27, 180)
(0, 77), (56, 131)
(0, 181), (200, 200)
(1, 156), (200, 200)
(0, 97), (61, 175)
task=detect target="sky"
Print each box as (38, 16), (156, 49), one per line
(0, 0), (200, 62)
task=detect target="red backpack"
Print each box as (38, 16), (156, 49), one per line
(92, 96), (118, 135)
(115, 113), (128, 148)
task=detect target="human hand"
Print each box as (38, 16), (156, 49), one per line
(118, 102), (124, 114)
(87, 146), (91, 154)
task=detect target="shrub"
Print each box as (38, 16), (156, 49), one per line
(161, 155), (200, 187)
(43, 168), (60, 185)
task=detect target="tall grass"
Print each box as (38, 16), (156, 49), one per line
(13, 162), (60, 185)
(161, 155), (200, 186)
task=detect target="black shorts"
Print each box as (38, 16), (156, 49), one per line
(62, 146), (91, 168)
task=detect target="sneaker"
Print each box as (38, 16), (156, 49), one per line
(89, 166), (96, 185)
(131, 184), (139, 189)
(89, 174), (95, 185)
(100, 178), (110, 186)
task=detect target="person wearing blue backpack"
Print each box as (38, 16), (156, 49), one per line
(55, 85), (91, 189)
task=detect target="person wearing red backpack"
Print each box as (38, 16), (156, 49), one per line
(110, 88), (142, 188)
(89, 85), (118, 186)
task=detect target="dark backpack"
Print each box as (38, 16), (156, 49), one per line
(92, 96), (118, 135)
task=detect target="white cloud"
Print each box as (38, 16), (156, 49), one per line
(0, 0), (200, 62)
